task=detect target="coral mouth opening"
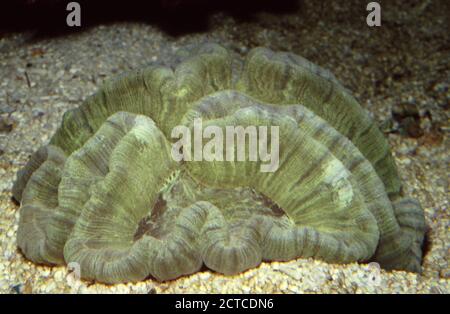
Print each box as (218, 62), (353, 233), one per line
(133, 194), (168, 241)
(132, 181), (289, 243)
(258, 192), (286, 218)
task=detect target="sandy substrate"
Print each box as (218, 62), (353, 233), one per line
(0, 0), (448, 293)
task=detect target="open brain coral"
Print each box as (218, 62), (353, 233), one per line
(13, 44), (426, 283)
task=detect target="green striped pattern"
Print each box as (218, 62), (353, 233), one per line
(13, 45), (426, 283)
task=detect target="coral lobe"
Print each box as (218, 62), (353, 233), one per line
(13, 44), (426, 283)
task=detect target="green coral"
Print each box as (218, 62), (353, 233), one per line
(13, 44), (426, 283)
